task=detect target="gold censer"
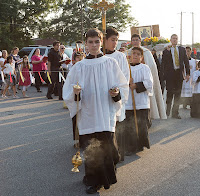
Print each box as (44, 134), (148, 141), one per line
(71, 151), (82, 172)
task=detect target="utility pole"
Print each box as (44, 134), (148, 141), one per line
(191, 12), (194, 49)
(180, 11), (183, 46)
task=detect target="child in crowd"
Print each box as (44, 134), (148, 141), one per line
(191, 61), (200, 118)
(71, 51), (85, 147)
(2, 56), (18, 98)
(19, 55), (31, 98)
(122, 47), (153, 154)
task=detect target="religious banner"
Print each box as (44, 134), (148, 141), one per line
(131, 25), (160, 39)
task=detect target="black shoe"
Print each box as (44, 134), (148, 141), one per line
(37, 90), (42, 92)
(172, 115), (181, 119)
(59, 97), (63, 100)
(46, 95), (53, 99)
(137, 147), (144, 152)
(86, 185), (101, 194)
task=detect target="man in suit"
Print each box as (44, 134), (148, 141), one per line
(162, 34), (190, 119)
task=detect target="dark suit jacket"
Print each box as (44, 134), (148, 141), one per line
(161, 46), (190, 90)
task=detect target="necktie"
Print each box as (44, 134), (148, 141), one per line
(174, 47), (180, 67)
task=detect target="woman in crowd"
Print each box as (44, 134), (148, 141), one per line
(0, 50), (8, 94)
(31, 48), (49, 92)
(11, 47), (21, 90)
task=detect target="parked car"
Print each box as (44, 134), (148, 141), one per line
(18, 46), (73, 84)
(18, 46), (73, 69)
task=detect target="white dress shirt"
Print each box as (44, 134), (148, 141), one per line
(192, 70), (200, 94)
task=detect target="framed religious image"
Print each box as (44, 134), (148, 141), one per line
(139, 26), (152, 39)
(131, 25), (160, 38)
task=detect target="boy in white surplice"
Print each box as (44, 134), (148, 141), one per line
(123, 47), (153, 154)
(181, 46), (197, 108)
(105, 27), (130, 161)
(191, 61), (200, 118)
(63, 29), (129, 194)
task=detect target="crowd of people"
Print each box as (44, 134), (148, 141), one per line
(1, 27), (200, 194)
(62, 28), (200, 194)
(0, 43), (84, 99)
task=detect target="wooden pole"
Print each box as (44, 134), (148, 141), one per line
(91, 0), (114, 55)
(74, 82), (81, 148)
(127, 51), (139, 138)
(102, 9), (106, 55)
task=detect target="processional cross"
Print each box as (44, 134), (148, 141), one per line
(91, 0), (115, 54)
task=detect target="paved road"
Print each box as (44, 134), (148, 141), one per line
(0, 86), (200, 196)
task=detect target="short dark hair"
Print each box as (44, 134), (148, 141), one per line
(53, 41), (60, 46)
(106, 27), (119, 39)
(186, 46), (191, 51)
(76, 40), (83, 44)
(73, 52), (81, 61)
(198, 61), (200, 67)
(85, 28), (103, 41)
(132, 47), (143, 56)
(131, 34), (141, 40)
(7, 55), (13, 62)
(171, 34), (178, 39)
(33, 48), (40, 55)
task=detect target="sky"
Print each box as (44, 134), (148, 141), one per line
(119, 0), (200, 45)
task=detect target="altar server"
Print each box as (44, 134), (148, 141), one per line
(181, 46), (197, 108)
(63, 28), (129, 194)
(124, 47), (153, 153)
(105, 27), (130, 161)
(191, 61), (200, 118)
(128, 34), (166, 119)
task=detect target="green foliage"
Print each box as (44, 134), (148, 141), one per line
(193, 43), (200, 49)
(0, 0), (137, 51)
(39, 0), (138, 44)
(0, 0), (61, 51)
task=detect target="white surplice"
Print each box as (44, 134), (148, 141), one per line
(106, 51), (130, 122)
(181, 58), (197, 97)
(192, 69), (200, 94)
(125, 63), (153, 110)
(128, 47), (167, 119)
(63, 56), (129, 135)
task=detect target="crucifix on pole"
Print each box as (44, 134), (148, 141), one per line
(91, 0), (114, 54)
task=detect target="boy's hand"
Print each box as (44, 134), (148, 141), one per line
(73, 86), (81, 95)
(109, 87), (119, 97)
(129, 83), (137, 90)
(185, 74), (190, 82)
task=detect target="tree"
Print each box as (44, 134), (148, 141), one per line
(0, 0), (62, 51)
(193, 43), (200, 49)
(39, 0), (138, 44)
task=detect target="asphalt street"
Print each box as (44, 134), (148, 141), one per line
(0, 86), (200, 196)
